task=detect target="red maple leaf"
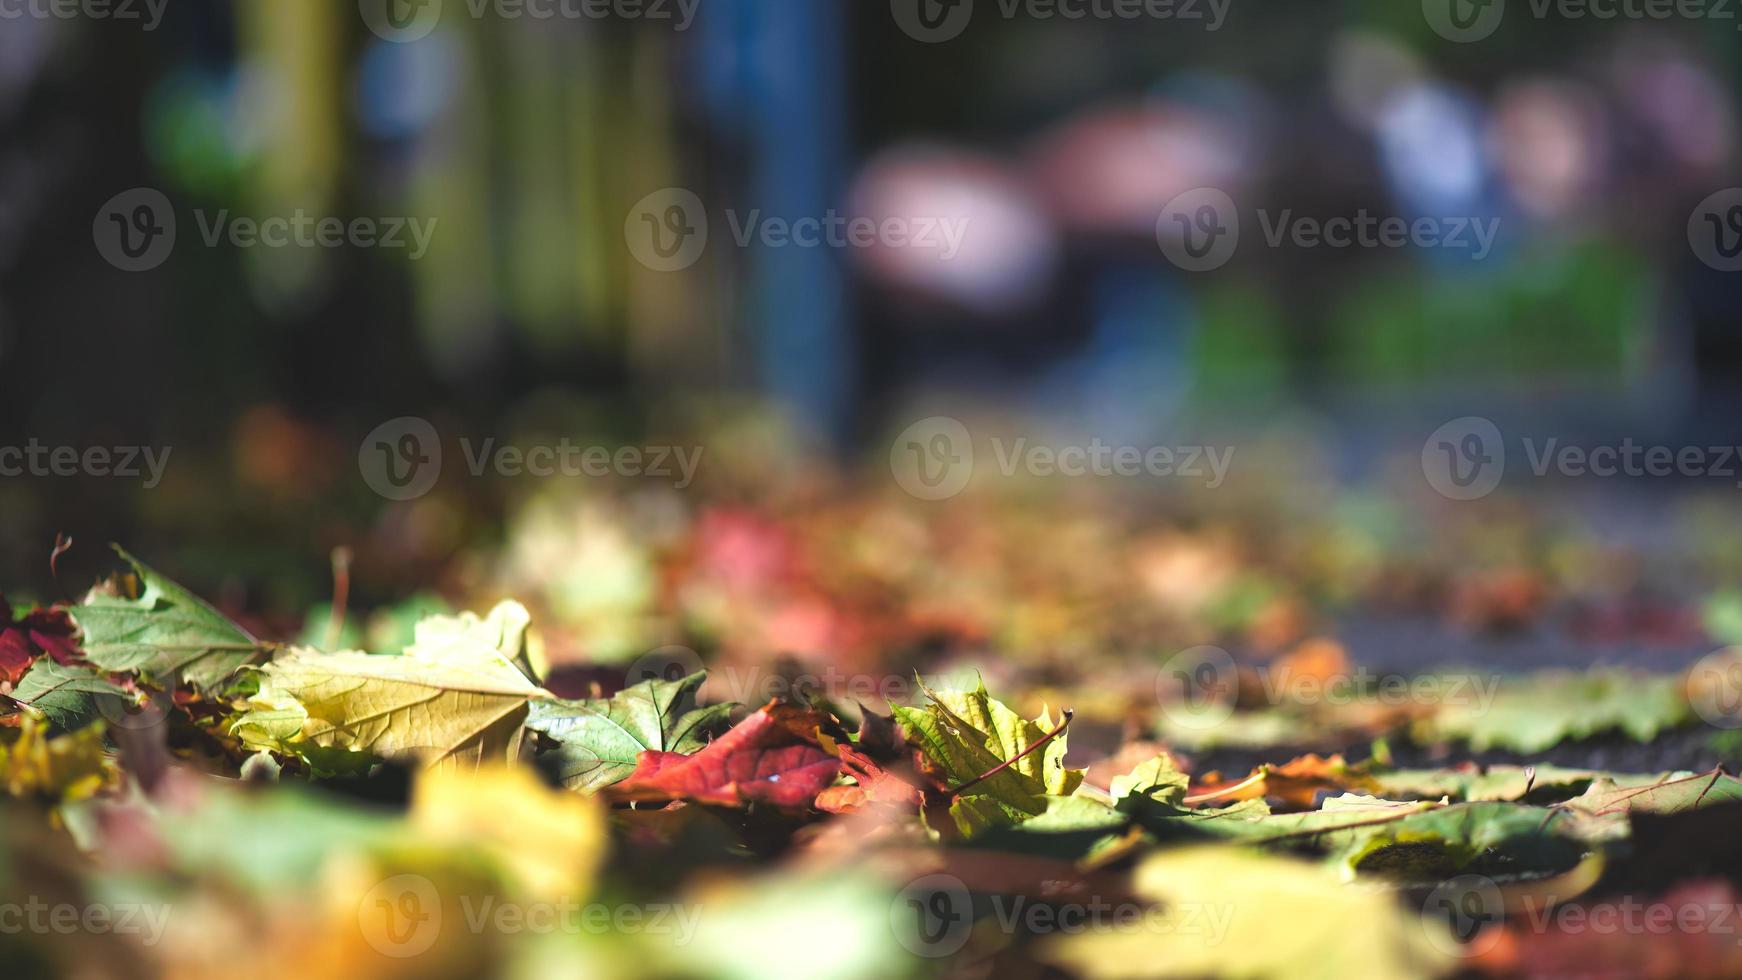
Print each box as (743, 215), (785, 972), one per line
(815, 742), (925, 814)
(605, 702), (843, 809)
(0, 597), (82, 685)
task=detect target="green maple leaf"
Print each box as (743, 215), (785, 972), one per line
(1110, 753), (1191, 809)
(525, 671), (735, 792)
(232, 601), (552, 773)
(73, 546), (271, 691)
(9, 660), (126, 730)
(893, 677), (1082, 837)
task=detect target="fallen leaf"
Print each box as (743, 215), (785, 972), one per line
(526, 670), (734, 792)
(893, 678), (1083, 837)
(1039, 845), (1452, 980)
(1561, 769), (1742, 816)
(1415, 670), (1689, 753)
(10, 660), (127, 730)
(0, 599), (81, 684)
(605, 702), (841, 808)
(0, 712), (114, 803)
(232, 603), (553, 772)
(74, 547), (271, 691)
(410, 762), (606, 898)
(1190, 753), (1371, 810)
(814, 742), (923, 814)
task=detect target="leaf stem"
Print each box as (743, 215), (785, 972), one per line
(1183, 768), (1268, 805)
(948, 709), (1072, 799)
(325, 547), (352, 652)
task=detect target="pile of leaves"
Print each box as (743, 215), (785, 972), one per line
(3, 547), (1742, 979)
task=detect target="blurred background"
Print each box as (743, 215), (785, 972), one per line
(3, 0), (1742, 677)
